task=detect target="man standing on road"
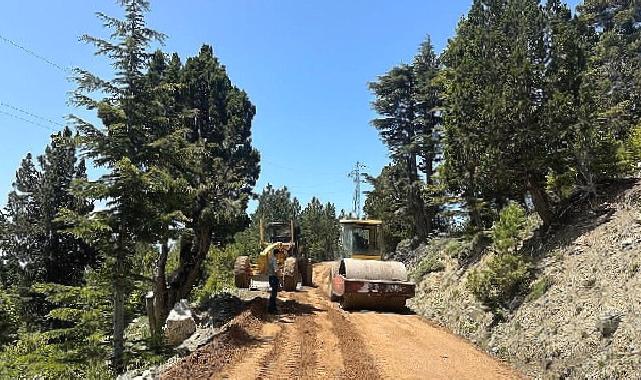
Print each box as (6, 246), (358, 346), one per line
(267, 249), (279, 314)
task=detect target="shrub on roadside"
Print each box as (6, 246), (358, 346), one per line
(193, 244), (241, 303)
(492, 202), (528, 255)
(467, 203), (533, 310)
(467, 253), (530, 310)
(412, 252), (445, 281)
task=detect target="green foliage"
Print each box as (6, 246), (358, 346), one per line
(369, 36), (442, 241)
(0, 332), (112, 380)
(0, 128), (94, 289)
(492, 203), (528, 255)
(253, 185), (301, 225)
(467, 253), (530, 311)
(300, 198), (340, 262)
(526, 275), (553, 302)
(0, 269), (112, 379)
(364, 162), (413, 251)
(467, 203), (536, 310)
(0, 290), (21, 346)
(193, 245), (241, 303)
(546, 169), (577, 202)
(441, 0), (591, 227)
(412, 252), (445, 281)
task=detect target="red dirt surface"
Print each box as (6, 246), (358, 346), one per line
(161, 263), (523, 379)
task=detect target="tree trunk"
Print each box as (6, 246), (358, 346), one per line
(112, 248), (126, 373)
(167, 227), (212, 308)
(407, 155), (431, 242)
(466, 193), (483, 231)
(149, 240), (169, 337)
(529, 180), (554, 227)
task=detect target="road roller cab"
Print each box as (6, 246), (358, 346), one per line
(328, 219), (415, 310)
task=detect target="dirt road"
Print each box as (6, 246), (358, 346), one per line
(162, 263), (522, 380)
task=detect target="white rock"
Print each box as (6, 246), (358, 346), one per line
(164, 299), (196, 346)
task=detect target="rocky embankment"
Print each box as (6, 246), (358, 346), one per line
(407, 180), (641, 379)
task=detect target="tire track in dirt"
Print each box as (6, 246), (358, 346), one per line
(254, 318), (300, 379)
(327, 306), (382, 379)
(164, 263), (522, 379)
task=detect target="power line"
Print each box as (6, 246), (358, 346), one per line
(0, 33), (71, 73)
(0, 101), (66, 127)
(0, 109), (56, 132)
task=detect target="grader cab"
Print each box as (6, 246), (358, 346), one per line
(233, 220), (313, 291)
(327, 219), (415, 310)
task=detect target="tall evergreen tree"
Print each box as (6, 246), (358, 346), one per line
(370, 64), (431, 241)
(576, 0), (641, 179)
(413, 36), (443, 185)
(442, 0), (562, 226)
(1, 129), (93, 288)
(253, 184), (301, 224)
(151, 45), (260, 332)
(299, 198), (339, 261)
(65, 0), (167, 371)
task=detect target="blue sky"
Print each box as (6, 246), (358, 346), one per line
(0, 0), (580, 215)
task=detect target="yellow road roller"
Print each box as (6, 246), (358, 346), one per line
(234, 220), (313, 291)
(328, 219), (415, 310)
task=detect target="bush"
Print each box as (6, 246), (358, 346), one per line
(492, 202), (528, 254)
(412, 253), (445, 281)
(467, 253), (529, 310)
(467, 202), (537, 310)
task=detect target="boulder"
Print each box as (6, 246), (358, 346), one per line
(164, 299), (196, 346)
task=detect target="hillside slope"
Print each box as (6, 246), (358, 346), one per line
(410, 180), (641, 379)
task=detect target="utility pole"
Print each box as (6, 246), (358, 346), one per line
(348, 161), (367, 219)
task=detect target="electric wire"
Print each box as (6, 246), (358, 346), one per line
(0, 101), (66, 127)
(0, 33), (72, 73)
(0, 109), (56, 131)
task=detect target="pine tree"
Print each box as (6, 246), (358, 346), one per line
(370, 64), (431, 241)
(442, 0), (563, 226)
(576, 0), (641, 178)
(65, 0), (167, 371)
(413, 36), (442, 185)
(300, 198), (340, 261)
(253, 185), (301, 224)
(1, 128), (93, 288)
(364, 162), (413, 250)
(152, 45), (260, 331)
(1, 153), (41, 285)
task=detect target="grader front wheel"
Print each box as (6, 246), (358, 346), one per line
(282, 257), (299, 291)
(233, 256), (251, 288)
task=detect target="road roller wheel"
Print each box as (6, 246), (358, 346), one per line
(233, 256), (251, 288)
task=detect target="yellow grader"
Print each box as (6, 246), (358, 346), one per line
(233, 220), (313, 291)
(328, 219), (415, 310)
